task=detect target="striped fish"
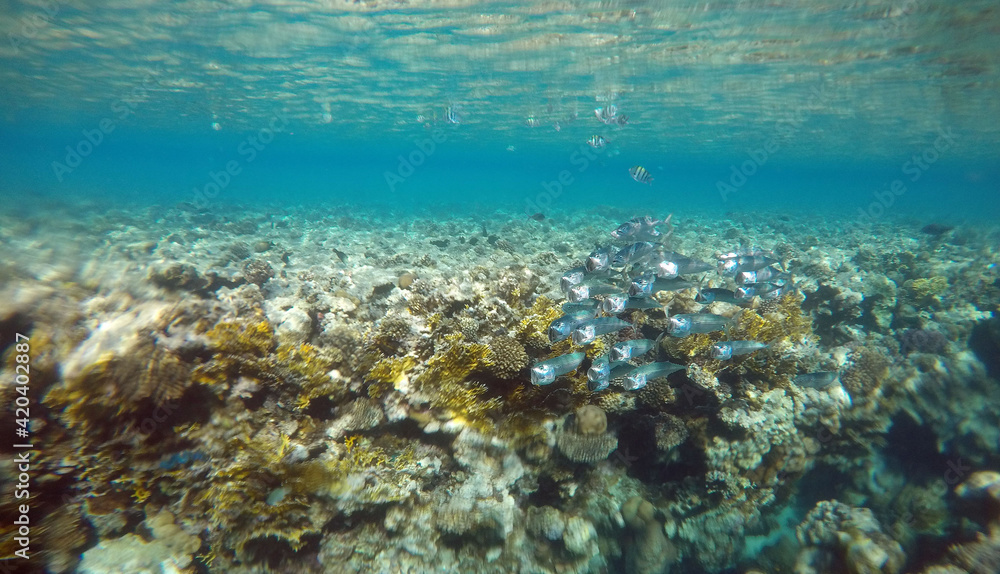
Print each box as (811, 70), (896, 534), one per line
(629, 165), (652, 184)
(587, 135), (608, 149)
(595, 105), (618, 124)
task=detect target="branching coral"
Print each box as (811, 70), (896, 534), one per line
(413, 336), (501, 431)
(515, 295), (563, 351)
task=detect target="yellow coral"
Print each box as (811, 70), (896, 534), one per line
(516, 296), (563, 350)
(194, 319), (279, 390)
(908, 276), (948, 305)
(413, 340), (501, 431)
(365, 356), (418, 398)
(276, 343), (342, 408)
(205, 320), (276, 357)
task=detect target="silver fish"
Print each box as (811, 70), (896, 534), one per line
(562, 300), (601, 314)
(610, 338), (657, 362)
(695, 288), (743, 305)
(560, 266), (588, 292)
(623, 361), (686, 391)
(568, 281), (620, 302)
(601, 293), (630, 314)
(719, 246), (774, 260)
(586, 246), (615, 273)
(735, 267), (788, 285)
(613, 242), (656, 268)
(666, 313), (731, 337)
(710, 340), (768, 360)
(654, 251), (714, 278)
(549, 310), (596, 343)
(587, 354), (612, 391)
(718, 255), (781, 275)
(571, 317), (632, 345)
(611, 216), (670, 241)
(628, 273), (697, 298)
(531, 352), (586, 386)
(734, 282), (791, 301)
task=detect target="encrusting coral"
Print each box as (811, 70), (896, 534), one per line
(556, 405), (618, 463)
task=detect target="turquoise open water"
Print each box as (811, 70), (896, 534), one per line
(2, 0), (998, 220)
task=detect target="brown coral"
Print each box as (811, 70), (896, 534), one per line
(486, 336), (528, 379)
(555, 406), (617, 463)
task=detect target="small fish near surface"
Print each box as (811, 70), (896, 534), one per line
(710, 340), (769, 360)
(445, 106), (462, 124)
(594, 105), (619, 124)
(629, 165), (653, 184)
(587, 135), (609, 149)
(531, 352), (586, 386)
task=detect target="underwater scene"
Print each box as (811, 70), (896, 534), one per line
(2, 1), (1000, 573)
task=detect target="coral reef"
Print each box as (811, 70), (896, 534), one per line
(795, 500), (905, 574)
(555, 406), (619, 463)
(2, 204), (998, 574)
(622, 496), (677, 574)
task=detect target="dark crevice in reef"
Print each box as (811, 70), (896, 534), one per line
(969, 316), (1000, 380)
(527, 474), (563, 508)
(243, 532), (323, 570)
(794, 463), (852, 512)
(0, 312), (32, 358)
(883, 412), (950, 478)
